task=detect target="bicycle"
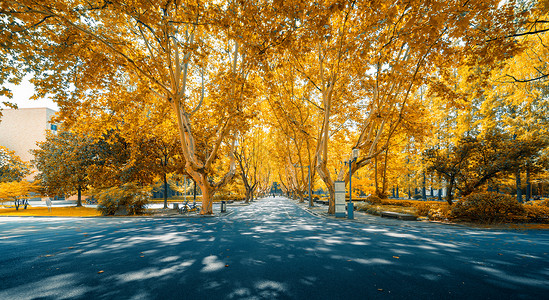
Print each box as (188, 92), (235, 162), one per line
(179, 201), (200, 213)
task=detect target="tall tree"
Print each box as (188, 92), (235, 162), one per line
(0, 146), (30, 182)
(32, 131), (96, 206)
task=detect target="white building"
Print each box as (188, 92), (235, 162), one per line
(0, 107), (57, 179)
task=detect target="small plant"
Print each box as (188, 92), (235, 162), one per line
(451, 192), (524, 223)
(95, 183), (151, 215)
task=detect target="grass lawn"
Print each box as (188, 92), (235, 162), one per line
(0, 206), (101, 217)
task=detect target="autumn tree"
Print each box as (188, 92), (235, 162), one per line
(32, 131), (96, 206)
(0, 146), (30, 182)
(235, 127), (266, 203)
(424, 132), (548, 204)
(0, 180), (37, 210)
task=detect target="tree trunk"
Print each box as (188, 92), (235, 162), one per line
(381, 148), (389, 197)
(76, 187), (82, 207)
(196, 174), (214, 215)
(446, 179), (454, 205)
(193, 180), (197, 201)
(422, 172), (427, 201)
(244, 188), (251, 204)
(163, 173), (168, 209)
(316, 157), (335, 214)
(526, 167), (531, 201)
(516, 167), (522, 203)
(374, 154), (379, 196)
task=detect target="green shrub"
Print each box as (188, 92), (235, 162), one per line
(96, 183), (151, 216)
(451, 192), (524, 223)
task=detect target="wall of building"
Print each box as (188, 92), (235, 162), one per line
(0, 107), (57, 179)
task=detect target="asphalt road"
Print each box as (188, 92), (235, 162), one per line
(0, 197), (548, 299)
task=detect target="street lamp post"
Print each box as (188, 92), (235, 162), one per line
(294, 164), (313, 207)
(344, 148), (360, 220)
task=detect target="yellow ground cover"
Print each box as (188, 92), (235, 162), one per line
(0, 206), (101, 217)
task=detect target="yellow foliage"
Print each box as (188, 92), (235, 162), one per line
(0, 181), (37, 202)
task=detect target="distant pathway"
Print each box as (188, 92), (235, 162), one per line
(0, 197), (548, 299)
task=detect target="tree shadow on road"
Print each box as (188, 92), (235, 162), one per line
(0, 199), (548, 299)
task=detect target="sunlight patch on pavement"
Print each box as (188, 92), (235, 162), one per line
(201, 255), (225, 273)
(158, 256), (180, 263)
(322, 237), (345, 245)
(125, 232), (191, 245)
(227, 288), (251, 299)
(255, 280), (289, 298)
(361, 227), (389, 233)
(111, 260), (195, 283)
(331, 255), (393, 266)
(350, 241), (370, 246)
(474, 265), (549, 287)
(384, 232), (418, 239)
(0, 273), (90, 300)
(300, 276), (318, 286)
(240, 257), (266, 266)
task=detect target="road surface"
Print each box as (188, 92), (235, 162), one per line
(1, 197), (548, 299)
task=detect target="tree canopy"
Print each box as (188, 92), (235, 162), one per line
(2, 0), (549, 213)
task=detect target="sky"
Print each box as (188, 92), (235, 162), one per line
(1, 75), (59, 111)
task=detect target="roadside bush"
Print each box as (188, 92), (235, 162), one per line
(414, 203), (431, 216)
(213, 193), (246, 201)
(523, 204), (549, 223)
(366, 194), (382, 205)
(411, 201), (450, 220)
(428, 204), (452, 221)
(451, 192), (524, 223)
(356, 203), (381, 216)
(382, 199), (416, 207)
(96, 183), (151, 215)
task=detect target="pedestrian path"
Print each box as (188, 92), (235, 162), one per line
(289, 197), (459, 229)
